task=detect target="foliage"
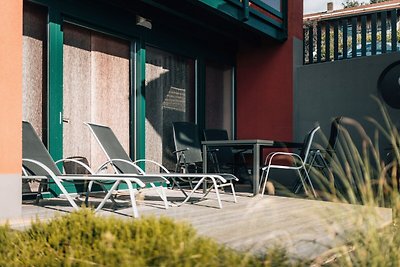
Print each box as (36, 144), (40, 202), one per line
(305, 97), (400, 266)
(342, 0), (391, 8)
(342, 0), (363, 8)
(370, 0), (392, 3)
(0, 209), (300, 267)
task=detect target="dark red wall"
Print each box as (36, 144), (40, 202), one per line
(236, 0), (303, 142)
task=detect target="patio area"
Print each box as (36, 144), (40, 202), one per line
(7, 189), (393, 260)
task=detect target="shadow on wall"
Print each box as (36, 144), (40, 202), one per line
(145, 47), (195, 171)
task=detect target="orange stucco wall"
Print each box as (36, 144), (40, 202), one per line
(0, 0), (23, 173)
(236, 0), (303, 142)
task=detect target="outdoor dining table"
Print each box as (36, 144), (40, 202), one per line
(202, 139), (303, 195)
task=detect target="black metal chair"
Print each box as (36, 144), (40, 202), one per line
(172, 122), (239, 192)
(203, 128), (252, 185)
(308, 116), (343, 172)
(172, 122), (205, 174)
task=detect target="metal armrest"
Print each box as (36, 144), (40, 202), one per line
(262, 151), (304, 170)
(95, 158), (145, 175)
(133, 159), (171, 173)
(55, 158), (94, 174)
(172, 148), (189, 154)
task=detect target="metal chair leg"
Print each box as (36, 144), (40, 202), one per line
(261, 166), (271, 196)
(303, 166), (317, 198)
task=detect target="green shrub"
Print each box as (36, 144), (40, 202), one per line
(0, 209), (297, 266)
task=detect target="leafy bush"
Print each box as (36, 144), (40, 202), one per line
(0, 209), (297, 266)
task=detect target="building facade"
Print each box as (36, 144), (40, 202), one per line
(0, 0), (303, 219)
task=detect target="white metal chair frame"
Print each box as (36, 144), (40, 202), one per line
(259, 126), (320, 198)
(133, 159), (237, 207)
(21, 158), (163, 218)
(86, 123), (237, 209)
(22, 121), (169, 218)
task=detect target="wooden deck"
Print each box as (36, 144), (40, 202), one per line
(6, 189), (392, 260)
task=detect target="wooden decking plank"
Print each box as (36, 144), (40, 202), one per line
(15, 189), (392, 260)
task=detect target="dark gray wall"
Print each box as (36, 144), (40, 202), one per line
(295, 52), (400, 152)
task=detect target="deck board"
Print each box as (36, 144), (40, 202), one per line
(6, 189), (392, 260)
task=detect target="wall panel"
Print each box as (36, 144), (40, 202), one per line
(63, 23), (130, 171)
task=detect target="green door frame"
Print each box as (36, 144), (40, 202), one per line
(47, 8), (64, 195)
(47, 8), (63, 166)
(45, 9), (143, 194)
(135, 39), (146, 169)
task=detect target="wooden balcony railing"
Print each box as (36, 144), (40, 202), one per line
(304, 8), (400, 64)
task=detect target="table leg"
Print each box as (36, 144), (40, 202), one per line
(202, 144), (207, 172)
(202, 144), (208, 193)
(253, 144), (260, 195)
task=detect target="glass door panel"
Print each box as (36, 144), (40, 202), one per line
(22, 2), (47, 141)
(145, 46), (195, 171)
(22, 2), (47, 194)
(63, 23), (131, 171)
(205, 61), (234, 138)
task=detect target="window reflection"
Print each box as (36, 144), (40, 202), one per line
(145, 46), (195, 171)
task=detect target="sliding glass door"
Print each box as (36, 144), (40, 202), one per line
(145, 46), (195, 171)
(205, 61), (234, 138)
(63, 23), (131, 170)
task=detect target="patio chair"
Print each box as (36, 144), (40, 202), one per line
(203, 128), (252, 185)
(86, 122), (238, 208)
(308, 116), (343, 172)
(303, 117), (345, 194)
(259, 126), (320, 198)
(172, 122), (204, 174)
(22, 121), (169, 218)
(172, 122), (239, 187)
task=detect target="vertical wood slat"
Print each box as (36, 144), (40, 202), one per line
(351, 17), (357, 58)
(303, 28), (306, 64)
(308, 26), (313, 64)
(381, 11), (387, 53)
(342, 19), (348, 59)
(371, 13), (377, 55)
(325, 22), (330, 61)
(317, 23), (322, 62)
(391, 9), (397, 52)
(361, 15), (367, 56)
(334, 21), (339, 60)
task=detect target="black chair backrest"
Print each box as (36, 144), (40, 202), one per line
(203, 129), (229, 141)
(299, 126), (320, 162)
(327, 116), (343, 158)
(86, 123), (140, 174)
(203, 129), (234, 165)
(22, 121), (62, 176)
(63, 156), (91, 174)
(172, 122), (203, 164)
